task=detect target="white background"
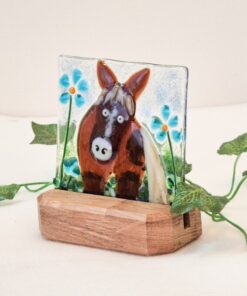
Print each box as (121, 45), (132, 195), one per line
(1, 1), (247, 295)
(0, 0), (247, 116)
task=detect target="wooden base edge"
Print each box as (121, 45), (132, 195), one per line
(37, 189), (202, 256)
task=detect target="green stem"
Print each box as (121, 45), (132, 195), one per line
(59, 95), (72, 188)
(67, 176), (72, 188)
(212, 214), (225, 222)
(24, 183), (52, 192)
(18, 181), (53, 193)
(19, 181), (51, 187)
(224, 154), (241, 198)
(228, 175), (247, 202)
(167, 131), (177, 192)
(204, 211), (247, 244)
(204, 211), (223, 222)
(218, 213), (247, 244)
(187, 155), (246, 202)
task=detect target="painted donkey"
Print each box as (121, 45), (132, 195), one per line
(78, 60), (167, 202)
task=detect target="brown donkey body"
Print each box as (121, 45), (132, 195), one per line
(78, 60), (150, 200)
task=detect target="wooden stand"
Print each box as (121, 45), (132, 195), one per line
(38, 189), (202, 255)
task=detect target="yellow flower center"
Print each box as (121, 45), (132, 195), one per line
(69, 86), (76, 94)
(162, 124), (169, 132)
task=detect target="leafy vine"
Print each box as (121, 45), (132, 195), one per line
(0, 122), (246, 245)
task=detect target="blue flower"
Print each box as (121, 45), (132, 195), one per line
(63, 157), (80, 178)
(151, 105), (182, 143)
(59, 69), (88, 108)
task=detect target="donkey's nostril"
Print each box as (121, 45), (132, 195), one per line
(91, 137), (112, 161)
(102, 148), (107, 155)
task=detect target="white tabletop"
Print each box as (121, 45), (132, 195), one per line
(0, 104), (247, 296)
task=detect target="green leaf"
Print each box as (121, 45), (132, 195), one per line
(59, 174), (83, 192)
(218, 133), (247, 156)
(167, 176), (175, 189)
(243, 170), (247, 177)
(67, 179), (83, 192)
(59, 122), (76, 144)
(171, 182), (228, 215)
(30, 122), (57, 145)
(105, 176), (117, 197)
(163, 152), (192, 177)
(0, 184), (21, 201)
(30, 122), (76, 145)
(109, 176), (116, 185)
(53, 177), (60, 188)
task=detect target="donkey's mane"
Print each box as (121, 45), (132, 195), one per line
(95, 83), (135, 116)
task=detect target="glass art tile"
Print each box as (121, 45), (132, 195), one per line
(56, 56), (188, 204)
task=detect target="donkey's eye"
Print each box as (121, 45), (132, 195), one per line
(117, 115), (124, 124)
(102, 108), (110, 117)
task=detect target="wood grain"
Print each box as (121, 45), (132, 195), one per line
(38, 189), (202, 255)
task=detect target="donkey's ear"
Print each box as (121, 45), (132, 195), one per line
(97, 60), (117, 89)
(124, 68), (150, 100)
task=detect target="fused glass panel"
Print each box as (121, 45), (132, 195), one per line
(56, 56), (188, 204)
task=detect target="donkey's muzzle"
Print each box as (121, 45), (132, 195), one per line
(91, 137), (113, 162)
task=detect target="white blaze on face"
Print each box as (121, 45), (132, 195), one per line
(104, 107), (118, 138)
(91, 106), (127, 162)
